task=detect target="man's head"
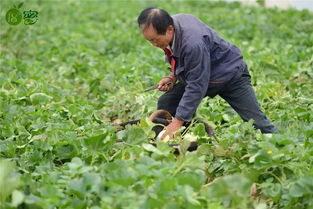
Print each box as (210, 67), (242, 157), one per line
(137, 7), (175, 49)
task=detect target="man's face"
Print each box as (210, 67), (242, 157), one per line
(141, 24), (174, 49)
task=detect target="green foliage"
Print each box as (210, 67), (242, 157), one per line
(206, 174), (252, 208)
(0, 160), (23, 207)
(0, 0), (312, 208)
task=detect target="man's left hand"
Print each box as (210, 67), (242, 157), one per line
(161, 117), (184, 140)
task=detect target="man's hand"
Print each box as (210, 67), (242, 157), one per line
(161, 117), (184, 140)
(158, 75), (176, 91)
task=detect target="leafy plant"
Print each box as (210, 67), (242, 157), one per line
(0, 0), (312, 208)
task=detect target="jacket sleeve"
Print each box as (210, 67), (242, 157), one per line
(175, 41), (211, 121)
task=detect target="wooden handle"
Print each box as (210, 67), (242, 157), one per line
(149, 109), (172, 122)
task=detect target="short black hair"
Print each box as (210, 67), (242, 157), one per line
(137, 7), (174, 35)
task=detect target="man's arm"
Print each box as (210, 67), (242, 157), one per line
(161, 41), (211, 139)
(175, 41), (211, 121)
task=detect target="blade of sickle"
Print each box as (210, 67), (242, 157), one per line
(144, 82), (173, 92)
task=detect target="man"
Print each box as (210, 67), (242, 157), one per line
(137, 7), (277, 139)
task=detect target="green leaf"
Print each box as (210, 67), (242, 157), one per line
(55, 144), (78, 160)
(38, 184), (60, 198)
(142, 143), (163, 155)
(180, 185), (200, 205)
(83, 173), (102, 191)
(17, 2), (24, 9)
(255, 203), (267, 209)
(179, 139), (192, 154)
(11, 190), (24, 207)
(214, 145), (226, 156)
(196, 143), (213, 156)
(68, 178), (85, 199)
(176, 172), (205, 190)
(207, 174), (252, 207)
(29, 93), (52, 105)
(68, 157), (83, 170)
(83, 133), (106, 151)
(289, 182), (304, 197)
(103, 160), (137, 187)
(192, 123), (206, 137)
(0, 160), (21, 203)
(157, 177), (176, 193)
(260, 181), (282, 202)
(175, 152), (206, 175)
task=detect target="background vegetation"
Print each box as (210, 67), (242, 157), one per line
(1, 0), (312, 208)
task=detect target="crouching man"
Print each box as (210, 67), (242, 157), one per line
(137, 7), (277, 139)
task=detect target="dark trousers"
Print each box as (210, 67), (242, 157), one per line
(157, 68), (277, 134)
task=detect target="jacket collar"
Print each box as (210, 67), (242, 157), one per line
(172, 18), (182, 58)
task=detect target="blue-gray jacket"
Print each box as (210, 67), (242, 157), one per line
(170, 14), (246, 121)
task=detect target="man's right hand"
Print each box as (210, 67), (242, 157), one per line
(158, 76), (176, 91)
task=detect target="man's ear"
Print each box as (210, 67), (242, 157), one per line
(139, 23), (148, 33)
(167, 25), (174, 33)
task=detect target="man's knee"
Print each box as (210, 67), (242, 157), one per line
(157, 94), (176, 116)
(157, 82), (186, 116)
(157, 92), (171, 107)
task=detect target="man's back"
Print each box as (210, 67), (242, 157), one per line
(172, 14), (245, 83)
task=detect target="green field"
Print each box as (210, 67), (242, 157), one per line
(1, 0), (312, 208)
